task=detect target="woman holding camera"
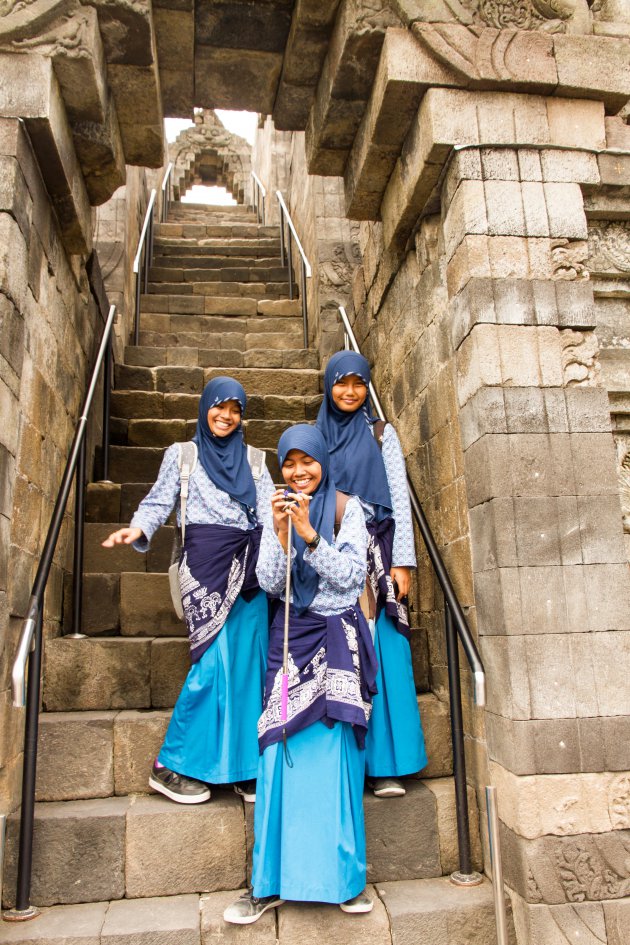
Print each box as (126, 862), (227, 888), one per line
(102, 376), (274, 805)
(316, 351), (427, 798)
(223, 424), (378, 924)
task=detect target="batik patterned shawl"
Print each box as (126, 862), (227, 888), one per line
(257, 602), (379, 752)
(179, 522), (262, 661)
(366, 518), (410, 640)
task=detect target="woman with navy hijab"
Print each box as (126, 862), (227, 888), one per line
(223, 424), (378, 924)
(316, 351), (427, 798)
(102, 377), (274, 804)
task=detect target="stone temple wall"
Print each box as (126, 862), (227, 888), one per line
(0, 118), (106, 814)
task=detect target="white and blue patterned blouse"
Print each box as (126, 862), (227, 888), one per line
(359, 423), (416, 568)
(130, 442), (275, 552)
(256, 495), (368, 617)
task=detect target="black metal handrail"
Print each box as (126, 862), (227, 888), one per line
(276, 190), (311, 348)
(338, 304), (485, 885)
(5, 302), (117, 923)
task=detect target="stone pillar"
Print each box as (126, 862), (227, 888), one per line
(440, 94), (630, 936)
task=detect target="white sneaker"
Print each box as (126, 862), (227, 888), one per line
(368, 777), (406, 798)
(340, 890), (373, 914)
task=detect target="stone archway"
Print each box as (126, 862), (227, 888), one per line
(168, 110), (252, 205)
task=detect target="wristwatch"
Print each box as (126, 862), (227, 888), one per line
(306, 532), (321, 551)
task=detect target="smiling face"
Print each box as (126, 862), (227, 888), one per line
(207, 399), (242, 437)
(281, 449), (323, 494)
(331, 373), (368, 413)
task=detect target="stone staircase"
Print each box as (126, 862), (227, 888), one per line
(2, 202), (504, 944)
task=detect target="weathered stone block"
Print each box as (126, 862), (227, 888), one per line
(125, 794), (245, 897)
(151, 638), (190, 708)
(101, 894), (201, 945)
(86, 482), (122, 523)
(201, 889), (276, 945)
(63, 572), (120, 635)
(277, 886), (390, 945)
(376, 877), (512, 945)
(4, 797), (128, 907)
(43, 638), (151, 711)
(36, 711), (115, 802)
(114, 709), (171, 796)
(120, 572), (185, 637)
(0, 901), (108, 944)
(501, 820), (630, 904)
(365, 780), (441, 882)
(553, 35), (630, 113)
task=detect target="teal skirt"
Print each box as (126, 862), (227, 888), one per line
(365, 609), (427, 777)
(158, 590), (268, 784)
(252, 720), (366, 903)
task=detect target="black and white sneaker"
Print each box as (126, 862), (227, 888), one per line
(233, 780), (256, 803)
(223, 890), (284, 925)
(149, 762), (211, 804)
(340, 890), (374, 914)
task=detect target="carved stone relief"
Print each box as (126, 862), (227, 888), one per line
(560, 328), (602, 386)
(588, 222), (630, 278)
(552, 239), (590, 281)
(614, 436), (630, 532)
(169, 110), (252, 204)
(394, 0), (594, 32)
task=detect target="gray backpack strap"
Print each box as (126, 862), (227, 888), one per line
(247, 444), (266, 481)
(177, 441), (198, 543)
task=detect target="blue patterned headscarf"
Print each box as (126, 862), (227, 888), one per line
(316, 351), (392, 522)
(277, 424), (337, 614)
(193, 377), (257, 515)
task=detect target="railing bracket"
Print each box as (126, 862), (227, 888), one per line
(450, 870), (484, 887)
(3, 905), (41, 923)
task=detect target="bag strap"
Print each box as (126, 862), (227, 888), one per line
(334, 490), (350, 534)
(177, 442), (198, 544)
(373, 419), (386, 449)
(247, 444), (266, 480)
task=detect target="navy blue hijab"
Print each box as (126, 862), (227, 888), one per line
(316, 351), (392, 522)
(193, 377), (257, 516)
(277, 424), (337, 614)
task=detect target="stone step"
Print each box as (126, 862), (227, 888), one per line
(138, 298), (301, 322)
(155, 223), (281, 240)
(141, 284), (292, 309)
(0, 880), (510, 945)
(64, 571), (185, 637)
(155, 238), (281, 255)
(146, 268), (290, 291)
(155, 245), (281, 262)
(4, 774), (477, 907)
(150, 257), (285, 277)
(138, 313), (303, 341)
(109, 416), (297, 450)
(109, 391), (321, 424)
(114, 365), (321, 397)
(123, 346), (317, 372)
(137, 328), (304, 351)
(82, 523), (173, 573)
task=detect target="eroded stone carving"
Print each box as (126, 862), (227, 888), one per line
(561, 328), (602, 386)
(609, 774), (630, 827)
(169, 110), (252, 205)
(557, 842), (630, 902)
(588, 222), (630, 277)
(552, 239), (590, 281)
(397, 0), (592, 31)
(614, 438), (630, 533)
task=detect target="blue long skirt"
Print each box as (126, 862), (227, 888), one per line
(252, 720), (366, 903)
(365, 609), (427, 777)
(158, 590), (268, 784)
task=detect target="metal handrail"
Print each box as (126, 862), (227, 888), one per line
(161, 162), (174, 223)
(132, 188), (157, 345)
(276, 191), (311, 347)
(486, 787), (510, 945)
(337, 304), (485, 883)
(5, 304), (117, 923)
(251, 171), (267, 224)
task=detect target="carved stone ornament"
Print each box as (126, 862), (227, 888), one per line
(615, 437), (630, 533)
(552, 239), (590, 281)
(396, 0), (594, 32)
(608, 774), (630, 826)
(169, 110), (252, 204)
(556, 840), (630, 902)
(588, 222), (630, 278)
(560, 328), (602, 386)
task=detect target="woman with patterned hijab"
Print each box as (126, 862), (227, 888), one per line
(223, 424), (378, 925)
(316, 351), (427, 798)
(102, 376), (274, 805)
